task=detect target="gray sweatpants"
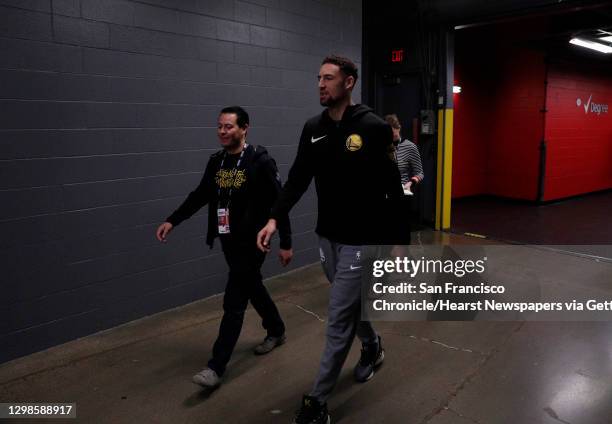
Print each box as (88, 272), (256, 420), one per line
(310, 236), (378, 402)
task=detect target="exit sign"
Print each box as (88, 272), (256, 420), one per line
(391, 49), (404, 63)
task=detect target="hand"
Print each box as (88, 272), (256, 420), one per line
(156, 222), (173, 242)
(403, 181), (413, 190)
(279, 248), (293, 267)
(257, 219), (277, 252)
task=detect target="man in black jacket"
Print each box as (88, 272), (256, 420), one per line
(257, 56), (406, 424)
(156, 106), (293, 389)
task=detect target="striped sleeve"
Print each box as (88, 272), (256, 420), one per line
(395, 139), (424, 183)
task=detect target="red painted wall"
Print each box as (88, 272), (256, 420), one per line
(486, 47), (545, 199)
(453, 23), (546, 200)
(452, 39), (490, 198)
(544, 63), (612, 200)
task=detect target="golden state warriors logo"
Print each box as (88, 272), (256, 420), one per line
(345, 134), (363, 152)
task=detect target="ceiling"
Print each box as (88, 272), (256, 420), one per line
(431, 0), (612, 63)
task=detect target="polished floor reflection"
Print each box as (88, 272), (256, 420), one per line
(452, 190), (612, 245)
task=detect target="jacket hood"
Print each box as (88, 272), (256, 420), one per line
(214, 143), (267, 160)
(344, 104), (373, 120)
(322, 103), (373, 122)
(251, 144), (268, 159)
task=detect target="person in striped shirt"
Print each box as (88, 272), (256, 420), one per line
(384, 114), (424, 195)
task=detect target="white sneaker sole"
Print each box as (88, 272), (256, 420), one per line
(361, 349), (385, 382)
(192, 374), (220, 388)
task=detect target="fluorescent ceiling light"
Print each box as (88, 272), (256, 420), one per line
(599, 35), (612, 43)
(569, 38), (612, 54)
(453, 86), (462, 94)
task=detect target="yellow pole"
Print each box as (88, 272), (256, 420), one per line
(435, 109), (454, 230)
(435, 110), (444, 230)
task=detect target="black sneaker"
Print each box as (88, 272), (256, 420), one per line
(353, 335), (384, 382)
(293, 395), (330, 424)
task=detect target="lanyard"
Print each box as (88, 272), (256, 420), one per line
(217, 143), (247, 206)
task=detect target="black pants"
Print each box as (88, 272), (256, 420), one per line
(207, 236), (285, 376)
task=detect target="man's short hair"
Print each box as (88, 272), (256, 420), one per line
(220, 106), (250, 128)
(322, 55), (358, 82)
(384, 114), (401, 129)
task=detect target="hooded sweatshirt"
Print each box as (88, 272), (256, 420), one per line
(167, 144), (291, 249)
(271, 104), (407, 245)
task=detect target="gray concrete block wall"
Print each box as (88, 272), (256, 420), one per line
(0, 0), (362, 363)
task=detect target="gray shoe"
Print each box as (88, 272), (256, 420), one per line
(192, 367), (221, 388)
(253, 334), (286, 355)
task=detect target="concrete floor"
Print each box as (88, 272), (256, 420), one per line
(2, 233), (612, 424)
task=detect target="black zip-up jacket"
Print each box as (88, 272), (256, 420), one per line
(166, 144), (291, 249)
(270, 104), (408, 245)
